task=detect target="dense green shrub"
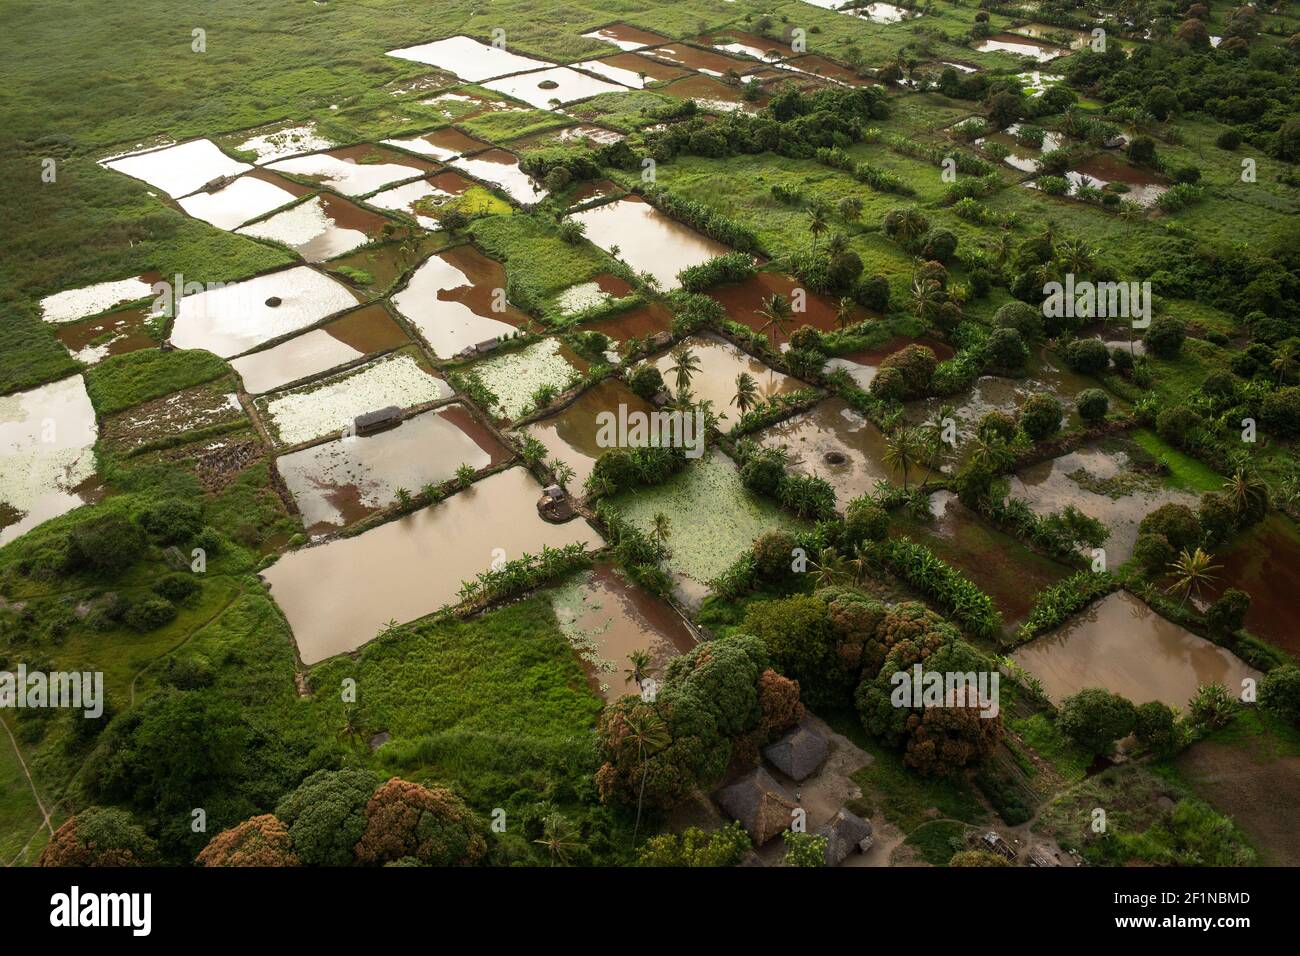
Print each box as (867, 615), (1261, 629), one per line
(1075, 388), (1109, 422)
(152, 573), (201, 603)
(992, 301), (1044, 341)
(1019, 393), (1063, 440)
(1058, 688), (1137, 754)
(1134, 701), (1178, 755)
(1259, 665), (1300, 728)
(139, 499), (204, 545)
(1205, 588), (1251, 635)
(1139, 502), (1202, 552)
(1144, 316), (1186, 358)
(1064, 338), (1110, 375)
(276, 768), (378, 867)
(65, 513), (147, 577)
(123, 597), (178, 633)
(984, 327), (1029, 373)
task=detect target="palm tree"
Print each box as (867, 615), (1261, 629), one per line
(826, 232), (850, 258)
(625, 649), (655, 690)
(1271, 341), (1298, 384)
(1165, 547), (1222, 604)
(552, 460), (576, 491)
(808, 206), (828, 251)
(757, 292), (794, 349)
(1056, 236), (1096, 276)
(988, 230), (1014, 268)
(910, 277), (945, 326)
(884, 427), (923, 489)
(1222, 466), (1269, 519)
(808, 546), (847, 588)
(338, 705), (362, 746)
(669, 345), (701, 399)
(624, 707), (671, 845)
(836, 296), (856, 330)
(732, 372), (758, 415)
(533, 813), (584, 866)
(650, 511), (671, 553)
(848, 541), (875, 586)
(894, 207), (927, 246)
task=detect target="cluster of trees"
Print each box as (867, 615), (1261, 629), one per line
(595, 634), (804, 811)
(740, 587), (1004, 777)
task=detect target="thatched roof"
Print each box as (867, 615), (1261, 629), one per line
(817, 809), (872, 865)
(715, 767), (797, 846)
(762, 719), (829, 782)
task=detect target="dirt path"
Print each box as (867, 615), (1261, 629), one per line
(0, 715), (53, 840)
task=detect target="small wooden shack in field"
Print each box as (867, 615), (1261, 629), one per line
(354, 405), (402, 436)
(762, 719), (829, 782)
(817, 809), (873, 865)
(714, 768), (797, 846)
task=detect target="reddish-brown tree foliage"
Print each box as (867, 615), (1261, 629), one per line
(39, 807), (157, 867)
(196, 814), (300, 867)
(903, 703), (1003, 777)
(353, 778), (486, 867)
(757, 669), (804, 737)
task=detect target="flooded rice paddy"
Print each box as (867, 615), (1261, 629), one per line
(707, 272), (871, 344)
(1005, 443), (1198, 565)
(100, 381), (244, 453)
(1055, 153), (1169, 207)
(853, 3), (921, 24)
(391, 245), (532, 357)
(697, 30), (793, 61)
(757, 397), (910, 501)
(368, 170), (479, 228)
(977, 123), (1067, 173)
(0, 376), (99, 546)
(651, 333), (804, 416)
(519, 378), (656, 491)
(55, 305), (160, 365)
(1011, 592), (1262, 709)
(777, 55), (876, 86)
(169, 265), (362, 358)
(572, 53), (689, 89)
(660, 74), (759, 112)
(230, 304), (407, 394)
(571, 196), (731, 289)
(447, 148), (547, 205)
(549, 564), (696, 701)
(278, 403), (509, 533)
(582, 24), (670, 51)
(976, 34), (1067, 63)
(177, 170), (309, 230)
(232, 122), (335, 164)
(381, 127), (490, 161)
(238, 194), (394, 262)
(898, 490), (1070, 629)
(102, 138), (252, 198)
(260, 352), (451, 446)
(553, 273), (634, 316)
(483, 67), (626, 109)
(825, 336), (954, 390)
(1202, 515), (1300, 656)
(642, 44), (750, 77)
(580, 301), (673, 343)
(267, 145), (435, 197)
(469, 338), (586, 421)
(386, 35), (553, 81)
(263, 466), (603, 664)
(322, 236), (444, 295)
(39, 273), (160, 324)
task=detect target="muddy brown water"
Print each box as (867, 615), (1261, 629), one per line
(904, 346), (1095, 449)
(576, 52), (689, 87)
(263, 466), (604, 665)
(977, 124), (1067, 173)
(571, 195), (731, 290)
(661, 74), (757, 110)
(384, 127), (491, 161)
(519, 378), (657, 491)
(756, 396), (910, 501)
(0, 375), (101, 546)
(651, 333), (806, 414)
(551, 563), (696, 702)
(177, 168), (312, 231)
(825, 336), (954, 390)
(1005, 444), (1198, 566)
(581, 301), (673, 343)
(897, 490), (1070, 629)
(1200, 514), (1300, 656)
(366, 170), (477, 230)
(231, 304), (408, 394)
(1011, 591), (1263, 710)
(567, 178), (624, 208)
(449, 148), (547, 205)
(854, 2), (921, 23)
(241, 193), (397, 263)
(1015, 23), (1091, 50)
(391, 245), (532, 356)
(268, 145), (437, 197)
(278, 403), (510, 533)
(583, 23), (673, 51)
(778, 55), (877, 86)
(707, 273), (873, 345)
(169, 266), (363, 358)
(55, 305), (157, 364)
(697, 30), (794, 61)
(976, 34), (1066, 63)
(1064, 153), (1168, 206)
(643, 43), (751, 76)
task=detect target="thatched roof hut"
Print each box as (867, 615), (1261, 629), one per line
(762, 719), (829, 782)
(715, 768), (797, 846)
(817, 809), (873, 865)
